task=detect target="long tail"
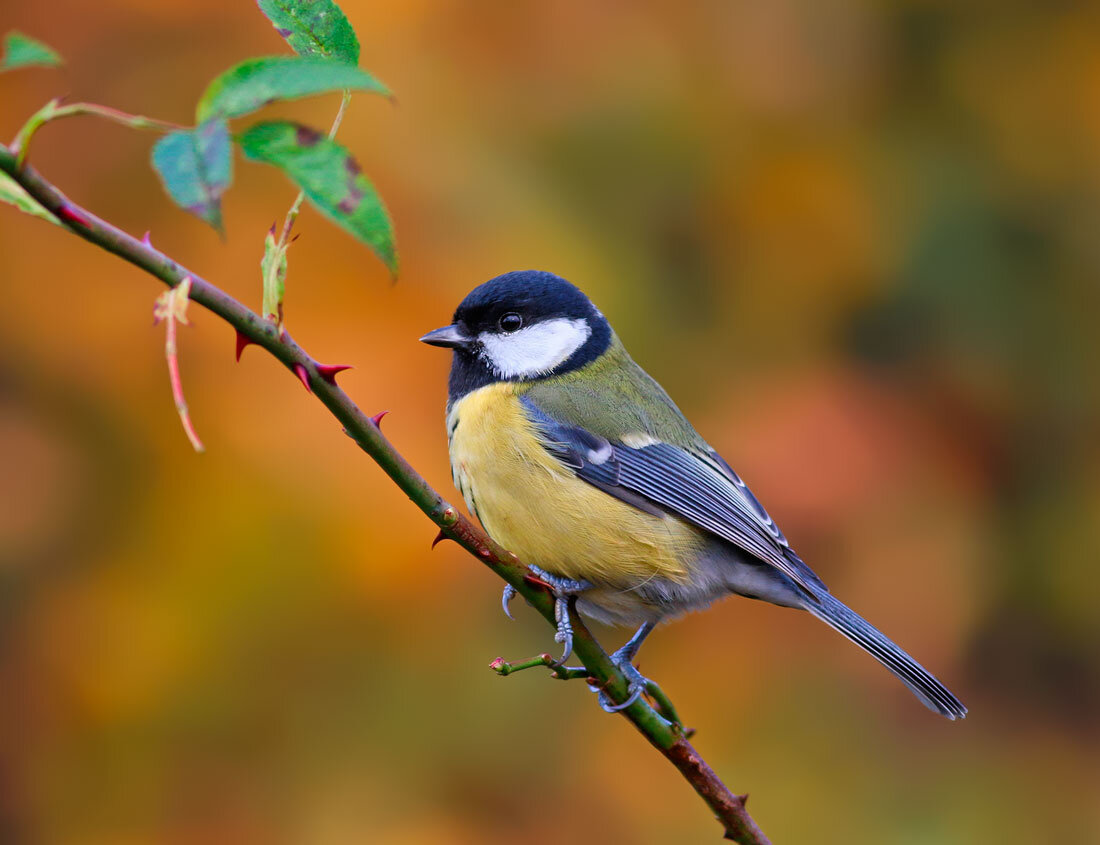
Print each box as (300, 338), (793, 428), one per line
(804, 591), (967, 720)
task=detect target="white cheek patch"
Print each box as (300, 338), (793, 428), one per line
(478, 318), (592, 379)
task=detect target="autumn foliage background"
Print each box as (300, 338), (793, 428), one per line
(2, 2), (1099, 843)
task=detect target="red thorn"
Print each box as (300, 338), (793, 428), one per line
(141, 230), (153, 247)
(268, 221), (277, 236)
(369, 410), (389, 427)
(234, 329), (255, 362)
(738, 794), (749, 807)
(315, 363), (352, 384)
(431, 529), (448, 549)
(57, 204), (91, 228)
(293, 363), (312, 393)
(523, 572), (552, 590)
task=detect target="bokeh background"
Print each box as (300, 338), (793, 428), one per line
(2, 1), (1099, 842)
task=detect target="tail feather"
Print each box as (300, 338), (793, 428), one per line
(804, 592), (967, 720)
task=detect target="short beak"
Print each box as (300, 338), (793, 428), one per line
(419, 324), (472, 349)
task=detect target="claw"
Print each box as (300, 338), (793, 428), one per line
(592, 622), (657, 713)
(553, 595), (574, 663)
(501, 584), (517, 619)
(521, 566), (592, 664)
(529, 565), (592, 595)
(593, 662), (649, 713)
(599, 680), (645, 713)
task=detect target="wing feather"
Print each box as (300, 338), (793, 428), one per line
(522, 397), (826, 597)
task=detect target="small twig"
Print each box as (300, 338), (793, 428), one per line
(264, 88), (354, 329)
(646, 678), (687, 731)
(153, 277), (203, 452)
(276, 89), (351, 246)
(11, 99), (184, 166)
(489, 652), (589, 680)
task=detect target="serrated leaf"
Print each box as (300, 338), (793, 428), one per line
(257, 0), (359, 65)
(0, 170), (61, 225)
(0, 31), (62, 71)
(239, 121), (397, 276)
(261, 227), (289, 323)
(152, 118), (233, 233)
(196, 56), (387, 123)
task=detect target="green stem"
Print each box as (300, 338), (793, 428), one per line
(277, 89), (351, 246)
(266, 89), (354, 326)
(0, 141), (770, 845)
(646, 678), (686, 730)
(489, 653), (590, 680)
(11, 99), (184, 166)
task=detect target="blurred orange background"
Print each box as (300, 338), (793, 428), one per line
(2, 1), (1099, 842)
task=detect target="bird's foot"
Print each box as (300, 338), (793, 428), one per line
(520, 565), (592, 663)
(593, 646), (651, 713)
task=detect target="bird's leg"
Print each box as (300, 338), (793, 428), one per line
(594, 622), (656, 713)
(523, 564), (593, 662)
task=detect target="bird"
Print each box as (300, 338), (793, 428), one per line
(420, 270), (967, 720)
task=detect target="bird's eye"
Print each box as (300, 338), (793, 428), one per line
(498, 312), (523, 333)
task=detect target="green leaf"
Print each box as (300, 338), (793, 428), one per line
(239, 121), (397, 276)
(256, 0), (359, 65)
(0, 170), (60, 225)
(0, 31), (62, 71)
(261, 226), (289, 323)
(151, 118), (233, 233)
(196, 56), (387, 122)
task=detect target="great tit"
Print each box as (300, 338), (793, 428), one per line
(421, 270), (966, 719)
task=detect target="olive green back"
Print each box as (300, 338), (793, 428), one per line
(519, 335), (709, 452)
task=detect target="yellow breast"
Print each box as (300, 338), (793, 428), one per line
(447, 383), (703, 587)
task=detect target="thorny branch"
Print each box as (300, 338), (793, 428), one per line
(0, 142), (770, 845)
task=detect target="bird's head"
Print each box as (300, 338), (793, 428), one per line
(420, 271), (612, 389)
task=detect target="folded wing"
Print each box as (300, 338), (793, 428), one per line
(521, 397), (827, 598)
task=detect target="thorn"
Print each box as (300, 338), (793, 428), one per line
(523, 572), (552, 591)
(738, 793), (749, 807)
(369, 410), (388, 427)
(431, 529), (448, 549)
(293, 363), (312, 393)
(315, 363), (352, 384)
(142, 230), (153, 247)
(478, 547), (492, 559)
(57, 204), (91, 228)
(234, 329), (254, 362)
(290, 233), (301, 243)
(268, 221), (277, 236)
